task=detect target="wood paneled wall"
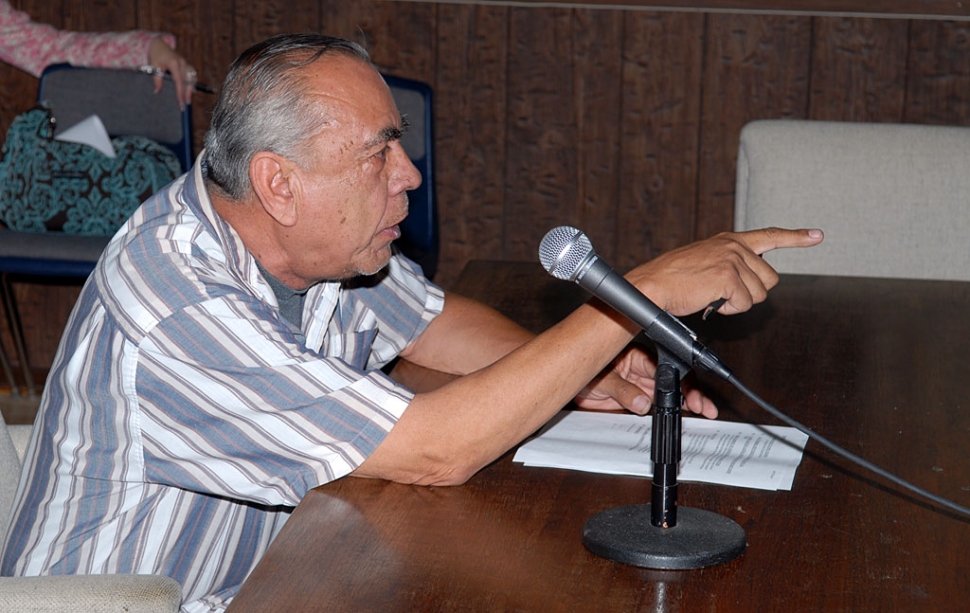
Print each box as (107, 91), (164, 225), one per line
(2, 0), (970, 376)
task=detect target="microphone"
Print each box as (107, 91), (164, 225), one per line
(538, 226), (731, 380)
(539, 227), (970, 569)
(541, 226), (746, 569)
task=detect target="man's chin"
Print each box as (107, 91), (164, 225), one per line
(354, 249), (393, 278)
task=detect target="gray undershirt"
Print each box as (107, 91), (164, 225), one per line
(255, 261), (309, 332)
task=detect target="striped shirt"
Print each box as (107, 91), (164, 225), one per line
(0, 155), (444, 612)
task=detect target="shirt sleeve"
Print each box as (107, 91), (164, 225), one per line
(134, 293), (418, 507)
(0, 1), (175, 77)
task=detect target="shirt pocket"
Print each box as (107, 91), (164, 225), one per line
(335, 328), (379, 369)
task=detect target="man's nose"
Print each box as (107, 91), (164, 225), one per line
(393, 143), (422, 192)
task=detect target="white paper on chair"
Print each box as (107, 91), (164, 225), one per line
(55, 114), (116, 158)
(513, 411), (809, 491)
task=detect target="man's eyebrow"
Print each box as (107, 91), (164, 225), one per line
(371, 115), (412, 146)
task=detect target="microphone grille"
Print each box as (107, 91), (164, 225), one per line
(538, 226), (594, 281)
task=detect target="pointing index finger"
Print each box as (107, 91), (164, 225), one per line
(740, 227), (824, 256)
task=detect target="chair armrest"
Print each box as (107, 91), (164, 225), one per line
(0, 574), (181, 613)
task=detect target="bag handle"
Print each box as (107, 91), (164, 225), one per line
(31, 104), (57, 140)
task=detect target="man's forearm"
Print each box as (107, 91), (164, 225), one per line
(355, 297), (639, 486)
(399, 291), (535, 376)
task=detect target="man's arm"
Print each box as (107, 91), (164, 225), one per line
(390, 291), (711, 414)
(359, 293), (635, 486)
(354, 228), (823, 487)
(387, 291), (532, 392)
(398, 291), (533, 375)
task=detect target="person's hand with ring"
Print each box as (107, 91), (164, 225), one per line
(147, 35), (196, 108)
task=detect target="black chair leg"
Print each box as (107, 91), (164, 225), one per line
(0, 320), (19, 396)
(0, 274), (38, 399)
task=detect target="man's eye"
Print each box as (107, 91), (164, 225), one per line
(374, 147), (389, 161)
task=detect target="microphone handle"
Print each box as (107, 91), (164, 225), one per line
(576, 257), (732, 380)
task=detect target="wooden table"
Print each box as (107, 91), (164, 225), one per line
(227, 261), (970, 612)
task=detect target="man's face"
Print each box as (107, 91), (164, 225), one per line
(285, 56), (421, 284)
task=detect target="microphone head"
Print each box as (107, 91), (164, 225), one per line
(538, 226), (595, 281)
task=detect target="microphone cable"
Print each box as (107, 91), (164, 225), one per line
(729, 375), (970, 519)
(540, 224), (970, 520)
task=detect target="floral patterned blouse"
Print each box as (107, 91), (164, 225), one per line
(0, 0), (174, 77)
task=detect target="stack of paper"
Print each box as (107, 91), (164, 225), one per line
(513, 411), (809, 491)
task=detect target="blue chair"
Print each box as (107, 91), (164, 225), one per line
(384, 74), (438, 280)
(0, 64), (193, 398)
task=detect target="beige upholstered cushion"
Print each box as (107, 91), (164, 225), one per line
(734, 119), (970, 281)
(0, 418), (23, 540)
(0, 574), (182, 612)
(0, 416), (181, 612)
(7, 424), (31, 464)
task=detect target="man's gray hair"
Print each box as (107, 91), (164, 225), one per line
(204, 34), (372, 200)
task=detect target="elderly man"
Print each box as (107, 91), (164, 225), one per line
(1, 34), (822, 612)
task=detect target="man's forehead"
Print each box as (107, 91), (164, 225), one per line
(305, 57), (390, 106)
(304, 60), (401, 132)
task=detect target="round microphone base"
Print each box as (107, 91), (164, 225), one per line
(582, 504), (746, 570)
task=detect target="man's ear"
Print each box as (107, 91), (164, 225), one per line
(250, 152), (301, 226)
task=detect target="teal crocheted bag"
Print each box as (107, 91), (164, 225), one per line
(0, 106), (181, 235)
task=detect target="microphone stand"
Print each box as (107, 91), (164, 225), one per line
(582, 346), (747, 569)
(650, 348), (685, 529)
